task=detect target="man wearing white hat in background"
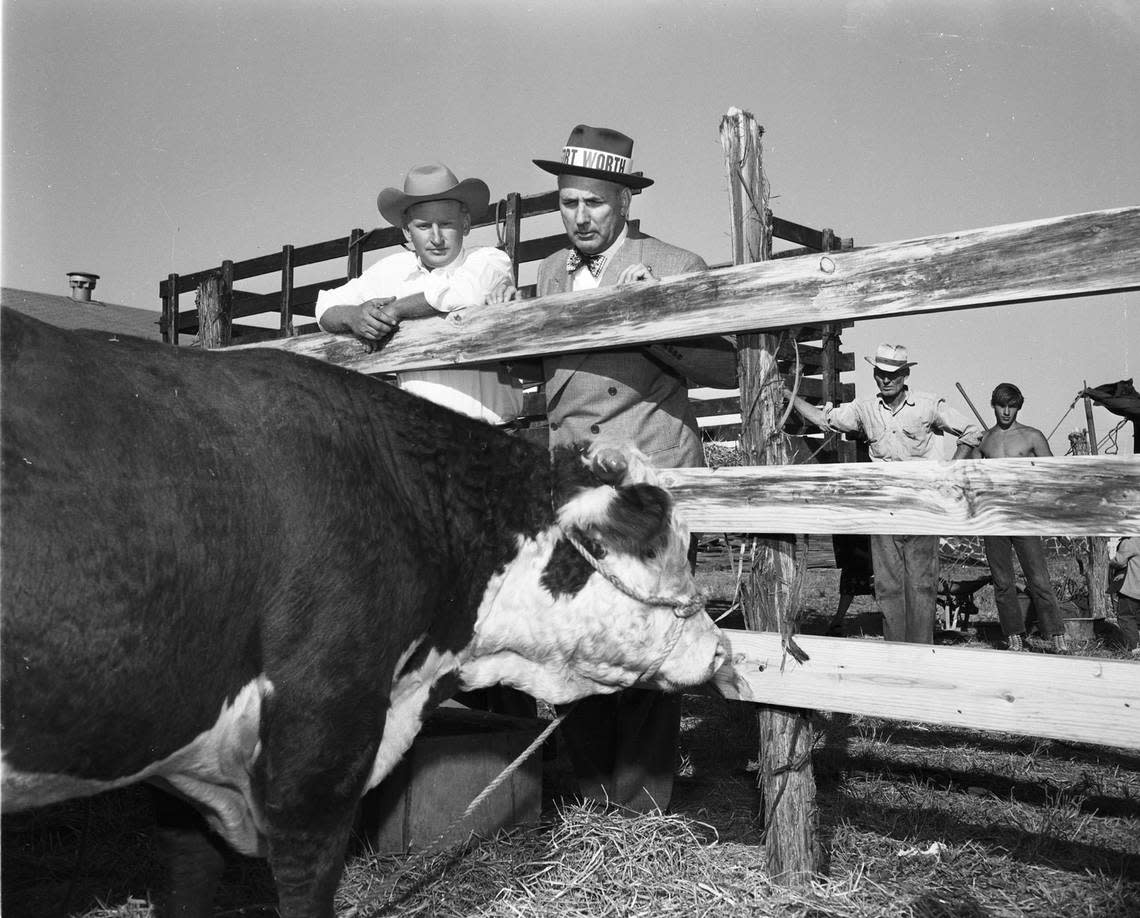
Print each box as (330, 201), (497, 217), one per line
(315, 162), (522, 426)
(785, 344), (983, 644)
(494, 124), (737, 815)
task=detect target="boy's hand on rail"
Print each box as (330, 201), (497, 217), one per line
(485, 281), (519, 304)
(325, 297), (399, 345)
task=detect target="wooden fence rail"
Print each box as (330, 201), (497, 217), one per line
(234, 206), (1140, 376)
(660, 455), (1139, 535)
(712, 631), (1140, 750)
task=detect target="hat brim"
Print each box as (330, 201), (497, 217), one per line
(376, 177), (491, 227)
(533, 159), (654, 189)
(865, 357), (917, 371)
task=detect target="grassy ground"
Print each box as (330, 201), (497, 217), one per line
(4, 564), (1138, 917)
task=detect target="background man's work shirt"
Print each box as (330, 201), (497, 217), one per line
(823, 388), (983, 461)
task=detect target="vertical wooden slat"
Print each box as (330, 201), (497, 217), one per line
(280, 245), (295, 337)
(162, 273), (179, 346)
(348, 228), (365, 280)
(1080, 380), (1109, 617)
(502, 193), (523, 284)
(720, 107), (821, 887)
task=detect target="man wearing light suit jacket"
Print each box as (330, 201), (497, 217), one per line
(498, 124), (737, 813)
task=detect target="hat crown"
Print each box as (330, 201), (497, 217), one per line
(533, 124), (654, 189)
(875, 343), (908, 363)
(376, 162), (490, 227)
(866, 343), (916, 371)
(402, 162), (463, 197)
(564, 124), (635, 159)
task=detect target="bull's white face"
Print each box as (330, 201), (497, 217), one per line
(459, 445), (727, 703)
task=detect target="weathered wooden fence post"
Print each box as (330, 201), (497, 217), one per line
(1079, 382), (1110, 617)
(720, 107), (822, 884)
(196, 260), (233, 349)
(161, 273), (180, 345)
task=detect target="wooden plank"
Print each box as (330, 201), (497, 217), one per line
(233, 207), (1140, 374)
(771, 216), (828, 251)
(280, 245), (295, 337)
(161, 272), (179, 345)
(503, 192), (522, 283)
(656, 455), (1140, 536)
(691, 396), (745, 416)
(692, 341), (854, 374)
(348, 228), (365, 280)
(711, 630), (1140, 750)
(515, 233), (573, 265)
(691, 378), (855, 414)
(166, 190), (565, 295)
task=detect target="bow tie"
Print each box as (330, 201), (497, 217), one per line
(566, 249), (606, 278)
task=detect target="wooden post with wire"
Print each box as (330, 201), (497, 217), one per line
(1081, 380), (1110, 618)
(720, 106), (821, 886)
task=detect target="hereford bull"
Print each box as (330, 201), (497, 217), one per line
(0, 308), (727, 917)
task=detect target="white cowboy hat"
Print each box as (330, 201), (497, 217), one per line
(376, 163), (490, 227)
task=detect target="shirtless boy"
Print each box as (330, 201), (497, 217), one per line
(975, 383), (1053, 459)
(974, 383), (1069, 652)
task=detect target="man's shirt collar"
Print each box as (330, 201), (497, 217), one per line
(876, 386), (914, 411)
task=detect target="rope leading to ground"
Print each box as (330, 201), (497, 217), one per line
(383, 705), (573, 907)
(381, 524), (711, 906)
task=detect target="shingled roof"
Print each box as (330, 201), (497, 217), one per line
(1, 287), (162, 340)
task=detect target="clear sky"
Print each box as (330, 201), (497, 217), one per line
(3, 0), (1137, 454)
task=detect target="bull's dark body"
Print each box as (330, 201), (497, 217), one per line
(0, 308), (587, 916)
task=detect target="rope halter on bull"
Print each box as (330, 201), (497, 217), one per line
(559, 526), (707, 686)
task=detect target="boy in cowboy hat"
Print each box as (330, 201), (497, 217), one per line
(493, 124), (737, 814)
(315, 162), (521, 426)
(785, 344), (983, 644)
(972, 383), (1069, 652)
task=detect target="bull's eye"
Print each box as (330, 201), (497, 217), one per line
(644, 548), (657, 560)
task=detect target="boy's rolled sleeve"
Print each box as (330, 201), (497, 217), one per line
(426, 248), (512, 312)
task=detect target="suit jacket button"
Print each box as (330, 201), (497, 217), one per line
(589, 424), (600, 434)
(607, 386), (617, 396)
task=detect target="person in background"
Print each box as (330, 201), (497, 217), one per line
(315, 162), (522, 427)
(493, 124), (737, 814)
(1109, 535), (1140, 654)
(784, 344), (983, 644)
(972, 382), (1069, 652)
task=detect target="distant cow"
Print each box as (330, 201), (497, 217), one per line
(0, 308), (726, 918)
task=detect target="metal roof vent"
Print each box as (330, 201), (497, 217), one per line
(67, 272), (100, 302)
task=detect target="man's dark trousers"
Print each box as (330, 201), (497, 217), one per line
(871, 534), (939, 643)
(984, 535), (1064, 638)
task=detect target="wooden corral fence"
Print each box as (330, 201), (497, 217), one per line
(157, 186), (856, 463)
(162, 112), (1140, 885)
(214, 196), (1140, 718)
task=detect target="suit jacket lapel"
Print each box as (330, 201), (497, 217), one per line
(542, 252), (586, 407)
(548, 230), (643, 404)
(597, 231), (643, 286)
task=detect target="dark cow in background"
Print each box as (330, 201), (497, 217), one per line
(0, 308), (726, 918)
